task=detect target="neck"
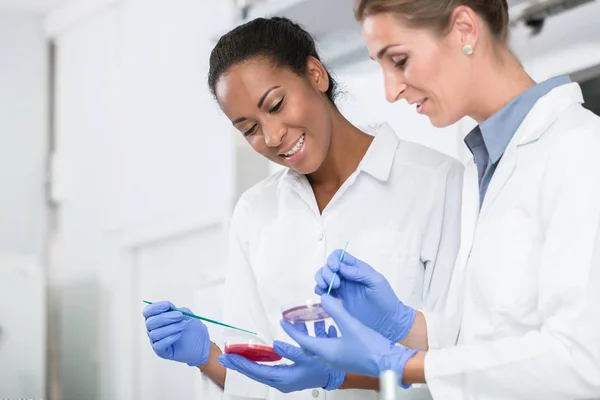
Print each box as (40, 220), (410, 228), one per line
(307, 109), (373, 188)
(468, 48), (536, 124)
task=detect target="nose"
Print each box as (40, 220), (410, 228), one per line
(384, 71), (407, 103)
(263, 120), (286, 148)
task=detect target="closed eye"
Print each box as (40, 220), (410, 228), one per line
(243, 124), (257, 137)
(394, 57), (408, 69)
(269, 97), (285, 114)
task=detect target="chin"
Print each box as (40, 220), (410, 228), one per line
(291, 157), (324, 175)
(291, 163), (319, 175)
(429, 113), (461, 129)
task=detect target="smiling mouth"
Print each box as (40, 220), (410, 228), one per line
(280, 133), (305, 158)
(415, 98), (428, 113)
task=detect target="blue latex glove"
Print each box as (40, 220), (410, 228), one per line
(315, 250), (416, 343)
(217, 320), (346, 393)
(282, 295), (419, 389)
(143, 301), (211, 367)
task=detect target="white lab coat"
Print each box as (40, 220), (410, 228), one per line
(216, 123), (464, 400)
(423, 82), (600, 399)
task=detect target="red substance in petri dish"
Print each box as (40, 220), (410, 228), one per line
(224, 343), (282, 362)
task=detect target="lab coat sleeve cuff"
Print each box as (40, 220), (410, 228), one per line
(424, 347), (466, 399)
(421, 310), (442, 350)
(224, 368), (269, 399)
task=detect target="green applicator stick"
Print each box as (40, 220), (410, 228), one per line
(142, 300), (257, 336)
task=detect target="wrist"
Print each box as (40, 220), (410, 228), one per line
(377, 346), (419, 389)
(323, 369), (346, 391)
(402, 351), (426, 386)
(383, 303), (417, 343)
(187, 327), (211, 367)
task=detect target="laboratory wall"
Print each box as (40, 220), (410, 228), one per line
(48, 1), (236, 399)
(0, 11), (47, 399)
(0, 12), (48, 262)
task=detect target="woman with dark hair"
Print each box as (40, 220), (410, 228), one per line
(143, 16), (463, 399)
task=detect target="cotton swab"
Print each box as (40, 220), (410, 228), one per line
(327, 241), (349, 295)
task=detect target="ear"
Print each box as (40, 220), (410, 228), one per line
(306, 56), (330, 95)
(448, 5), (480, 50)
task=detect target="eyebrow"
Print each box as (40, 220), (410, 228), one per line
(232, 85), (281, 126)
(257, 85), (280, 108)
(372, 44), (397, 60)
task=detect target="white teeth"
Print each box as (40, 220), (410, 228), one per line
(283, 134), (305, 157)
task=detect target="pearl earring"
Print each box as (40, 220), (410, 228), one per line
(462, 44), (474, 55)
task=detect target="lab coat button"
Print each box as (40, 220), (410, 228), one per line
(311, 388), (320, 398)
(317, 232), (324, 241)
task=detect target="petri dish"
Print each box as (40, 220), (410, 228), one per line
(224, 338), (282, 362)
(281, 299), (330, 323)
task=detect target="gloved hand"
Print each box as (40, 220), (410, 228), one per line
(217, 320), (346, 393)
(281, 295), (419, 389)
(143, 301), (211, 367)
(315, 250), (416, 343)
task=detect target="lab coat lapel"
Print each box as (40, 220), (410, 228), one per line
(478, 136), (519, 218)
(479, 83), (584, 219)
(440, 160), (479, 344)
(459, 161), (480, 259)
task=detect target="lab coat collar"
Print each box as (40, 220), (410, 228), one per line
(357, 122), (400, 182)
(478, 82), (584, 218)
(515, 82), (583, 146)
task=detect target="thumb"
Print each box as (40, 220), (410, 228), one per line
(273, 341), (307, 363)
(319, 295), (354, 334)
(280, 320), (329, 358)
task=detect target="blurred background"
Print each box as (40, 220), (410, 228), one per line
(1, 0), (600, 399)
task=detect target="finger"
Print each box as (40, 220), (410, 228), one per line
(321, 267), (341, 290)
(280, 320), (332, 360)
(328, 325), (338, 338)
(148, 319), (190, 343)
(293, 321), (308, 335)
(315, 284), (325, 296)
(152, 331), (182, 355)
(314, 268), (328, 289)
(336, 261), (379, 286)
(143, 301), (176, 318)
(327, 250), (357, 270)
(178, 307), (194, 316)
(145, 311), (184, 331)
(218, 354), (277, 385)
(314, 320), (326, 338)
(273, 341), (308, 363)
(326, 252), (342, 273)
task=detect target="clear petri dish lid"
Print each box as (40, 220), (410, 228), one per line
(224, 336), (282, 363)
(281, 298), (330, 323)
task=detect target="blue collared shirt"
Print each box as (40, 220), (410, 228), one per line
(464, 75), (571, 206)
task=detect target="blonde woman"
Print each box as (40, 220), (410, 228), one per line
(288, 1), (600, 399)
